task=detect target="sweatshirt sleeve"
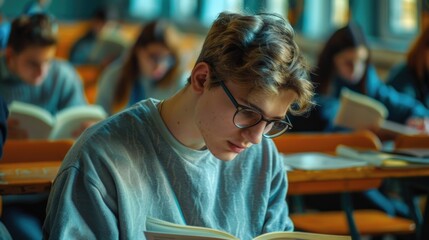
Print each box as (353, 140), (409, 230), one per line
(261, 139), (294, 233)
(43, 166), (119, 240)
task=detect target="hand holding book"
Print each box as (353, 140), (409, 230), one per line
(334, 88), (421, 136)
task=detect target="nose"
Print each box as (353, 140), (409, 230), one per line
(242, 121), (266, 144)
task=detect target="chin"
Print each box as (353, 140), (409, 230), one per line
(212, 151), (239, 161)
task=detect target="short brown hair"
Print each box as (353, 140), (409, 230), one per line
(8, 13), (58, 52)
(194, 12), (314, 115)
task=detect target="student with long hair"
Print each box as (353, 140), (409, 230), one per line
(291, 23), (429, 134)
(387, 26), (429, 109)
(96, 20), (186, 115)
(0, 14), (86, 240)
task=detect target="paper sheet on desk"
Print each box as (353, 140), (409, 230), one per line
(281, 153), (368, 170)
(336, 145), (429, 167)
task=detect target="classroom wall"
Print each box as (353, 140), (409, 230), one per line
(0, 0), (125, 20)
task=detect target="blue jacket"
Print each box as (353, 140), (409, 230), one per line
(387, 63), (429, 108)
(291, 65), (429, 132)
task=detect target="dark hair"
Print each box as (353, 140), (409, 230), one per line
(407, 26), (429, 81)
(313, 23), (370, 94)
(8, 13), (58, 52)
(114, 20), (179, 105)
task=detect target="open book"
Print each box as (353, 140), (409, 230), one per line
(281, 152), (368, 170)
(334, 88), (420, 135)
(9, 101), (107, 140)
(336, 145), (429, 168)
(144, 217), (351, 240)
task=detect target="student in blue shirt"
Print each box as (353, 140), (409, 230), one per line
(69, 7), (124, 67)
(0, 95), (12, 240)
(291, 23), (429, 135)
(44, 12), (315, 239)
(0, 13), (86, 240)
(0, 14), (87, 140)
(387, 26), (429, 113)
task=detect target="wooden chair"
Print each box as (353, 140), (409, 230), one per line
(274, 130), (415, 239)
(395, 134), (429, 149)
(56, 21), (92, 60)
(0, 140), (74, 216)
(2, 139), (74, 163)
(75, 65), (102, 104)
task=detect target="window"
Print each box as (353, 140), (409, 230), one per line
(199, 0), (243, 27)
(171, 0), (198, 21)
(266, 0), (289, 18)
(331, 0), (349, 28)
(388, 0), (418, 35)
(129, 0), (161, 19)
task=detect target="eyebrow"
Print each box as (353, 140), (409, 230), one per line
(238, 96), (286, 120)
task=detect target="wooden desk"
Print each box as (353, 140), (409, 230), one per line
(0, 161), (61, 195)
(2, 161), (429, 195)
(1, 161), (429, 239)
(288, 166), (429, 195)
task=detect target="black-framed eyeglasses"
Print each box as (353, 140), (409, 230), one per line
(219, 81), (293, 138)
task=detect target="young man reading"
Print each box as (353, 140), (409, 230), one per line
(43, 12), (314, 239)
(0, 13), (87, 240)
(0, 14), (87, 139)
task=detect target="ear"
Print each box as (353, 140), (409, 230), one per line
(190, 62), (211, 94)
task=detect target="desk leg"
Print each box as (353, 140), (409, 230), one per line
(420, 194), (429, 240)
(341, 193), (360, 240)
(402, 184), (422, 239)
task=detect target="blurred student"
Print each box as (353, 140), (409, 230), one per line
(0, 13), (86, 240)
(292, 23), (429, 135)
(0, 14), (87, 140)
(43, 12), (315, 239)
(0, 95), (12, 240)
(69, 7), (125, 67)
(96, 20), (186, 115)
(387, 26), (429, 109)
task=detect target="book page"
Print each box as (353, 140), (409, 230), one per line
(49, 105), (107, 140)
(144, 232), (226, 240)
(384, 148), (429, 158)
(145, 217), (238, 240)
(334, 88), (388, 130)
(282, 153), (368, 170)
(145, 217), (351, 240)
(254, 231), (351, 240)
(8, 101), (55, 139)
(380, 120), (420, 136)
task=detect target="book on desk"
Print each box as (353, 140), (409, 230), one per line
(144, 216), (351, 240)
